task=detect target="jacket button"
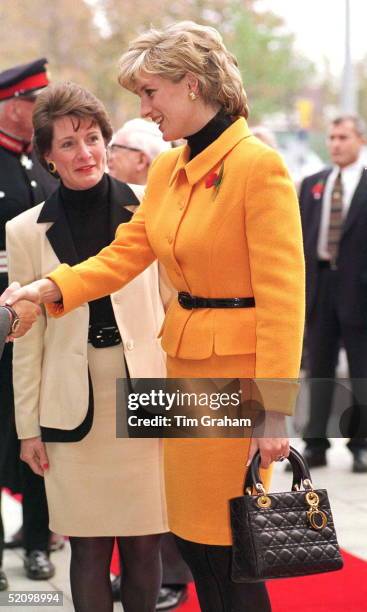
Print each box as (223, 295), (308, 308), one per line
(179, 201), (184, 210)
(125, 340), (134, 350)
(167, 236), (173, 244)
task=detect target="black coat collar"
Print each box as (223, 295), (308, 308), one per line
(343, 167), (367, 236)
(304, 166), (367, 239)
(37, 174), (138, 266)
(307, 168), (332, 191)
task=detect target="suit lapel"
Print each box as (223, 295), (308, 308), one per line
(37, 189), (80, 265)
(307, 169), (331, 236)
(37, 176), (139, 263)
(342, 168), (367, 237)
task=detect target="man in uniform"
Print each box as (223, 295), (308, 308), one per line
(0, 58), (58, 589)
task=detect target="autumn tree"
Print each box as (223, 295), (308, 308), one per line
(0, 0), (316, 129)
(0, 0), (98, 88)
(224, 1), (315, 123)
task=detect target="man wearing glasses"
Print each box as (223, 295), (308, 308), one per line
(108, 117), (171, 185)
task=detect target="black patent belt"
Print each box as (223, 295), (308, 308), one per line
(178, 292), (255, 310)
(88, 324), (122, 348)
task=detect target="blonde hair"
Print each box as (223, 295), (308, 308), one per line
(118, 21), (249, 119)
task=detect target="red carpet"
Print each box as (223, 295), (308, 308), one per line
(111, 548), (367, 611)
(268, 551), (367, 612)
(5, 490), (367, 610)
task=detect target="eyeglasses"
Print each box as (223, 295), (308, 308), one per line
(108, 144), (141, 154)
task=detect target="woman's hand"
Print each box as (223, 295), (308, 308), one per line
(247, 436), (290, 469)
(247, 412), (289, 468)
(0, 281), (21, 305)
(20, 437), (49, 477)
(1, 283), (42, 340)
(7, 300), (42, 339)
(2, 279), (61, 306)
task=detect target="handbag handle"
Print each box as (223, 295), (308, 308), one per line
(244, 445), (314, 494)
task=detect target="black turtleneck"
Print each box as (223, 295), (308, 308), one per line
(60, 173), (117, 329)
(60, 173), (109, 260)
(186, 110), (233, 160)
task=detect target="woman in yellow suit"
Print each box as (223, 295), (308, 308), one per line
(7, 21), (305, 612)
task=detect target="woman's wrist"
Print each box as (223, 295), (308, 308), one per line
(36, 279), (62, 303)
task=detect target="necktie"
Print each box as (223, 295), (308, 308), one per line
(327, 171), (343, 268)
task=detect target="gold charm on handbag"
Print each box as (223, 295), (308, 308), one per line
(306, 490), (328, 530)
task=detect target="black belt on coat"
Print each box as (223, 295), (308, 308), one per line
(178, 292), (255, 310)
(88, 324), (122, 348)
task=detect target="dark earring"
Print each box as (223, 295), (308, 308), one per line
(48, 161), (57, 174)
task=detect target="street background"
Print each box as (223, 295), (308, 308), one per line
(1, 0), (366, 183)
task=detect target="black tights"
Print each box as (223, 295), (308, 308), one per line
(175, 536), (271, 612)
(69, 534), (162, 612)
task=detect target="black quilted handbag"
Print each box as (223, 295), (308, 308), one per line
(230, 446), (344, 582)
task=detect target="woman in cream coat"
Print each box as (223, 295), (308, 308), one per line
(6, 83), (168, 612)
(7, 23), (305, 612)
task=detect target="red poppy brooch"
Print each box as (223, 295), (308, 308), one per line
(311, 181), (325, 200)
(205, 162), (224, 199)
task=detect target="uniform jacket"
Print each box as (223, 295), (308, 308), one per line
(6, 176), (166, 439)
(0, 147), (57, 291)
(46, 118), (305, 412)
(300, 168), (367, 325)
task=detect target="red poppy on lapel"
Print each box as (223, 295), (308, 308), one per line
(205, 172), (218, 188)
(205, 162), (224, 199)
(311, 181), (325, 200)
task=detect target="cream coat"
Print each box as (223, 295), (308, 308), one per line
(6, 189), (167, 439)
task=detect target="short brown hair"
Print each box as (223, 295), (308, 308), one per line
(118, 21), (249, 119)
(33, 81), (113, 168)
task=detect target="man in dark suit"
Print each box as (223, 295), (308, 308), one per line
(300, 115), (367, 472)
(0, 58), (58, 589)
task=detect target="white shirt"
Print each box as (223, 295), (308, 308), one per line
(317, 157), (366, 259)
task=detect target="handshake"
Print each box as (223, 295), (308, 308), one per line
(0, 282), (42, 358)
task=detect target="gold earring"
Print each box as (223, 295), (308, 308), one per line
(48, 161), (57, 174)
(189, 91), (197, 101)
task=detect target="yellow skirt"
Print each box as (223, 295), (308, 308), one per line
(164, 353), (272, 545)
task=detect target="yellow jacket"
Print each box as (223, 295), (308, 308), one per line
(48, 118), (305, 404)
